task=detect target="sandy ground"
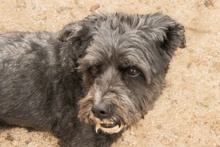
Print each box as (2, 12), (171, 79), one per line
(0, 0), (219, 146)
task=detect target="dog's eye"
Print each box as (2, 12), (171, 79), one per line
(89, 66), (100, 76)
(126, 67), (140, 77)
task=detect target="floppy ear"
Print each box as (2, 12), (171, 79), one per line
(57, 21), (93, 59)
(57, 22), (83, 42)
(159, 18), (186, 56)
(144, 13), (186, 57)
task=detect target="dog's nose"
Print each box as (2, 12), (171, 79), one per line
(91, 103), (110, 119)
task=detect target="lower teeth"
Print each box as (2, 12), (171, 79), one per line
(100, 123), (116, 128)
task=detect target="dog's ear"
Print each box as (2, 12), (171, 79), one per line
(57, 21), (93, 59)
(143, 13), (186, 57)
(57, 22), (83, 42)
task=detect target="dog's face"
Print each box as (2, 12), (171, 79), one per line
(59, 13), (185, 134)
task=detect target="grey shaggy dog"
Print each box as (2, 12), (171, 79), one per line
(0, 13), (185, 147)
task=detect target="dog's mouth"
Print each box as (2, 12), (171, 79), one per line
(95, 119), (125, 134)
(100, 121), (117, 128)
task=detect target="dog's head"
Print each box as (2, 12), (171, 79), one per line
(58, 13), (185, 134)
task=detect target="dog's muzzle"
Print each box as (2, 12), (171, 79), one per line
(91, 103), (126, 134)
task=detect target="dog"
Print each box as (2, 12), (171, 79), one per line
(0, 12), (185, 147)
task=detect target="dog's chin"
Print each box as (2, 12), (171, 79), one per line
(95, 121), (125, 134)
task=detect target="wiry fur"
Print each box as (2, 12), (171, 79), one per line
(0, 13), (185, 146)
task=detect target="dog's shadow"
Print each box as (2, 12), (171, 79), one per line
(0, 120), (14, 130)
(0, 120), (36, 133)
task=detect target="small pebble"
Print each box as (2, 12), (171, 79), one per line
(12, 140), (18, 146)
(90, 4), (100, 12)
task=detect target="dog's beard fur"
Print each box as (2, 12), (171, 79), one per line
(77, 47), (162, 134)
(61, 12), (186, 134)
